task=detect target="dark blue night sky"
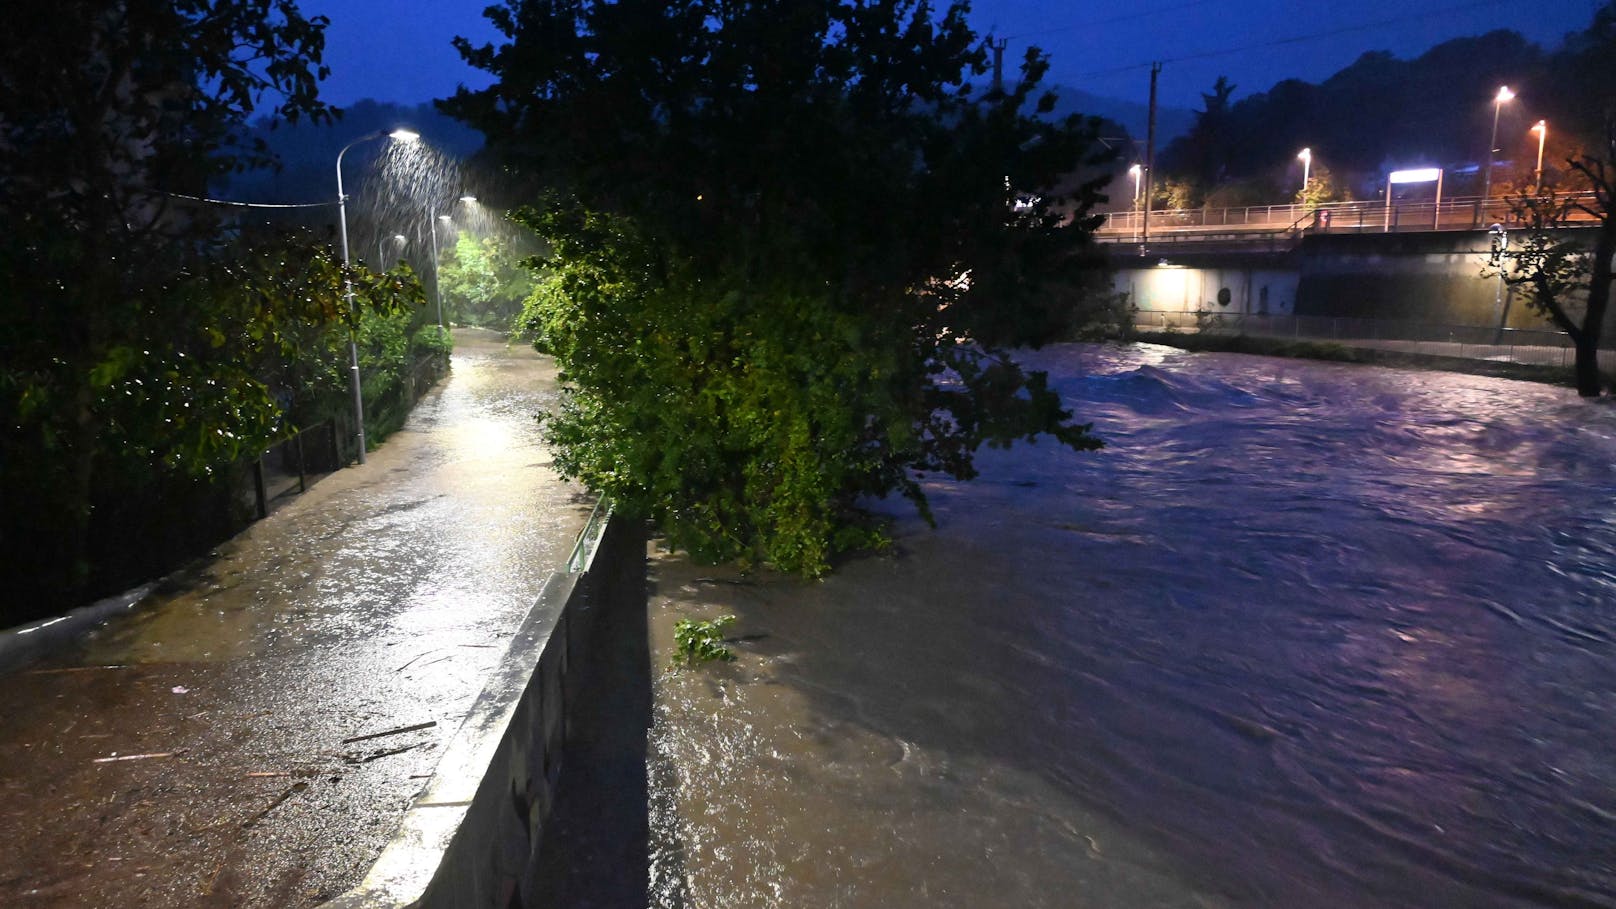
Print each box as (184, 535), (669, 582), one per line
(303, 0), (1600, 112)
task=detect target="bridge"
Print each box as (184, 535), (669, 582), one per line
(1094, 193), (1601, 254)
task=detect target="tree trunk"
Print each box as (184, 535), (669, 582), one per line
(1580, 221), (1616, 397)
(1575, 335), (1604, 397)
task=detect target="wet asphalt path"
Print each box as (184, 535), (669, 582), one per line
(0, 330), (591, 907)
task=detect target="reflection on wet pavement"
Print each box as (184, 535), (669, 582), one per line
(0, 330), (590, 907)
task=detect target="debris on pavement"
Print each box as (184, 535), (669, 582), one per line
(339, 720), (436, 745)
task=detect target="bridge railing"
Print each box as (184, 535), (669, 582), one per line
(1098, 192), (1600, 241)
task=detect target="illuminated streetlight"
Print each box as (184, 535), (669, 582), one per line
(376, 233), (406, 270)
(1298, 147), (1312, 199)
(1483, 85), (1514, 202)
(428, 195), (479, 338)
(1128, 164), (1142, 207)
(336, 127), (419, 464)
(1531, 120), (1547, 194)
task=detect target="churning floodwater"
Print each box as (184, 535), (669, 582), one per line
(640, 342), (1616, 908)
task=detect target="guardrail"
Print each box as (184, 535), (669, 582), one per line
(1098, 192), (1601, 242)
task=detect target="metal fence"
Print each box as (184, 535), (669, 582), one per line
(250, 421), (341, 518)
(1098, 192), (1601, 242)
(1132, 310), (1614, 371)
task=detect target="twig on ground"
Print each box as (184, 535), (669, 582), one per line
(340, 720), (436, 745)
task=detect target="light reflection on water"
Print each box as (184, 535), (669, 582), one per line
(646, 343), (1616, 908)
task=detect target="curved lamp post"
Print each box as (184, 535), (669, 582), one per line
(336, 128), (419, 465)
(1127, 165), (1142, 242)
(428, 195), (477, 339)
(1531, 120), (1547, 194)
(1483, 85), (1514, 203)
(376, 233), (406, 271)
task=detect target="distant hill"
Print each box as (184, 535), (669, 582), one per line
(216, 88), (1183, 212)
(1044, 84), (1195, 153)
(219, 99), (484, 205)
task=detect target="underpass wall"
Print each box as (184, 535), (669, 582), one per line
(1294, 230), (1547, 329)
(1115, 260), (1300, 317)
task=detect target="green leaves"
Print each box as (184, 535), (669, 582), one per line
(671, 615), (738, 668)
(465, 0), (1110, 575)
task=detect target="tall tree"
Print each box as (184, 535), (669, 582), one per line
(1186, 76), (1237, 190)
(1494, 4), (1616, 397)
(0, 1), (339, 610)
(447, 0), (1111, 574)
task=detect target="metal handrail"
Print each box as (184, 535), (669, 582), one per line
(1097, 191), (1601, 238)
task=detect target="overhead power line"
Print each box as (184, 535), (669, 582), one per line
(159, 190), (336, 210)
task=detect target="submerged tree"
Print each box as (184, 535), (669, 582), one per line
(446, 0), (1111, 575)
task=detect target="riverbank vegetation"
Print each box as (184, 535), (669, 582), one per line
(446, 0), (1116, 575)
(0, 3), (441, 624)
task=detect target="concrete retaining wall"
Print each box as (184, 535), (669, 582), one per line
(1294, 230), (1537, 327)
(329, 504), (645, 909)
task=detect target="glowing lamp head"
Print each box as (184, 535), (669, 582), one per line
(389, 128), (421, 142)
(1298, 147), (1312, 164)
(1495, 86), (1514, 104)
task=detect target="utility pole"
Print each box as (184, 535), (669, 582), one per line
(1141, 61), (1161, 256)
(991, 38), (1008, 94)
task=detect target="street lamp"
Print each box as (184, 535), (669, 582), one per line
(427, 195), (477, 338)
(1483, 85), (1514, 203)
(1127, 164), (1143, 242)
(336, 127), (419, 465)
(1531, 120), (1547, 194)
(376, 233), (406, 271)
(1298, 147), (1312, 200)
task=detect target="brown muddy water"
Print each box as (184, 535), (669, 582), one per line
(634, 343), (1616, 908)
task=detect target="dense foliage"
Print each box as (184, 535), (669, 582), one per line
(439, 231), (537, 329)
(448, 0), (1112, 574)
(0, 1), (434, 617)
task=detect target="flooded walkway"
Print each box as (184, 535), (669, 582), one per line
(0, 329), (590, 907)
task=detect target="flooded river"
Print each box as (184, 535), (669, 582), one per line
(639, 343), (1616, 908)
